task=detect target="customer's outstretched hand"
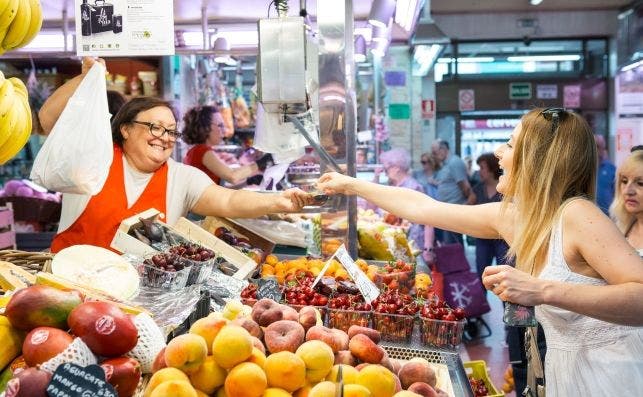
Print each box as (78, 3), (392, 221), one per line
(317, 172), (356, 195)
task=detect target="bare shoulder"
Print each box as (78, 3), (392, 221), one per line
(561, 198), (610, 229)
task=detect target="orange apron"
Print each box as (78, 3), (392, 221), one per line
(51, 145), (168, 253)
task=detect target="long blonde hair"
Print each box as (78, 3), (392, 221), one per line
(502, 108), (597, 274)
(609, 150), (643, 233)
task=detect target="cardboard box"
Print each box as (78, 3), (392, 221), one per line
(202, 216), (276, 262)
(110, 209), (260, 280)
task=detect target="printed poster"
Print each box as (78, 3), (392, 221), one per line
(75, 0), (175, 56)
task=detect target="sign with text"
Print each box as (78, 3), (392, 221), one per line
(563, 85), (581, 108)
(421, 99), (435, 119)
(75, 0), (175, 56)
(509, 83), (532, 100)
(458, 89), (475, 111)
(537, 84), (558, 99)
(46, 363), (116, 397)
(257, 277), (281, 302)
(388, 104), (410, 120)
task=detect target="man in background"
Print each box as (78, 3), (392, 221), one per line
(595, 134), (616, 215)
(431, 139), (476, 244)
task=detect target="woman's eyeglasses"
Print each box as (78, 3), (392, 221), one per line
(540, 108), (568, 135)
(132, 120), (182, 140)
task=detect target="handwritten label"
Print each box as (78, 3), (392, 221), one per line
(47, 363), (116, 397)
(257, 277), (281, 302)
(334, 245), (380, 303)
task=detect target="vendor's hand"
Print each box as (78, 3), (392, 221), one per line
(278, 188), (315, 212)
(316, 172), (356, 195)
(81, 57), (106, 75)
(482, 265), (546, 306)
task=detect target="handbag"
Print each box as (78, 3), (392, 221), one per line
(523, 326), (546, 397)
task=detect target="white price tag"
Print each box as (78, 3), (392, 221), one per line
(334, 245), (380, 303)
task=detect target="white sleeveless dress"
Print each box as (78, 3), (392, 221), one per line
(535, 219), (643, 396)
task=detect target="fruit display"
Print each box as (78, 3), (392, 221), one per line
(143, 298), (453, 397)
(373, 260), (415, 294)
(214, 226), (264, 264)
(139, 242), (217, 289)
(4, 284), (83, 331)
(260, 255), (351, 284)
(0, 71), (33, 164)
(371, 290), (420, 343)
(0, 0), (43, 54)
(419, 299), (466, 350)
(357, 223), (415, 263)
(469, 376), (490, 397)
(327, 293), (371, 332)
(168, 242), (216, 263)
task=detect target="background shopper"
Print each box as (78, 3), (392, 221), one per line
(610, 148), (643, 255)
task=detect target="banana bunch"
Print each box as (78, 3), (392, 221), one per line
(0, 0), (42, 54)
(0, 71), (32, 164)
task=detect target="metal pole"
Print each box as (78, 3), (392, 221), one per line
(201, 5), (208, 50)
(62, 7), (69, 52)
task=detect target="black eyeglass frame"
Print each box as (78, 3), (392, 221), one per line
(131, 120), (182, 140)
(540, 107), (568, 135)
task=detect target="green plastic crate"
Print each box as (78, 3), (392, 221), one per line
(464, 360), (504, 397)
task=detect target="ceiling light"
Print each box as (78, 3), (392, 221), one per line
(437, 57), (495, 63)
(368, 0), (396, 29)
(354, 26), (373, 43)
(213, 37), (231, 63)
(412, 44), (443, 76)
(507, 54), (581, 62)
(354, 35), (367, 63)
(530, 0), (543, 5)
(395, 0), (420, 32)
(411, 0), (449, 45)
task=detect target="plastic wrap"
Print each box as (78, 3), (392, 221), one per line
(130, 284), (203, 335)
(203, 269), (248, 312)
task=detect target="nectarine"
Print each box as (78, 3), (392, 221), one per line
(212, 325), (254, 369)
(225, 362), (267, 397)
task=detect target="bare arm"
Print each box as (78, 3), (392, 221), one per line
(201, 150), (258, 185)
(483, 200), (643, 326)
(39, 57), (104, 134)
(191, 184), (312, 218)
(317, 172), (504, 239)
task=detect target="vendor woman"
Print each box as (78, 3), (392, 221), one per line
(39, 57), (313, 253)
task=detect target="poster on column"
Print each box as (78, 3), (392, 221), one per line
(75, 0), (175, 56)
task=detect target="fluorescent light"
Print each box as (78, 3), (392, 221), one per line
(183, 30), (259, 48)
(354, 27), (373, 43)
(21, 32), (74, 50)
(507, 54), (581, 62)
(437, 57), (495, 63)
(530, 0), (543, 5)
(412, 44), (443, 76)
(621, 59), (643, 72)
(395, 0), (419, 32)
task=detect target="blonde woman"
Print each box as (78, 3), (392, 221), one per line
(317, 108), (643, 396)
(610, 148), (643, 255)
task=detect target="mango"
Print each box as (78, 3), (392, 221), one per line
(5, 285), (83, 331)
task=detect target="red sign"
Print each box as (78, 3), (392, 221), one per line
(563, 85), (581, 108)
(458, 89), (475, 111)
(421, 99), (435, 119)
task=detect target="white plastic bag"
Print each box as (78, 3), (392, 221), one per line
(30, 63), (113, 195)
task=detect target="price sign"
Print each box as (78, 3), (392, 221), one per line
(47, 363), (116, 397)
(333, 245), (380, 303)
(257, 277), (281, 302)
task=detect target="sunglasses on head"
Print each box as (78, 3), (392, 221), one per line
(631, 145), (643, 153)
(540, 107), (569, 135)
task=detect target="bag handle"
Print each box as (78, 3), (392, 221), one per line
(523, 326), (546, 397)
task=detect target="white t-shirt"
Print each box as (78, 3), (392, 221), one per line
(57, 155), (213, 232)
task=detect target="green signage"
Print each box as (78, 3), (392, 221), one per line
(388, 103), (410, 120)
(509, 83), (532, 100)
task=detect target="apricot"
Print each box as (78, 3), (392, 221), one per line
(247, 346), (267, 368)
(225, 362), (267, 397)
(263, 388), (293, 397)
(149, 380), (197, 397)
(144, 367), (190, 397)
(344, 384), (372, 397)
(195, 391), (209, 397)
(293, 384), (313, 397)
(164, 334), (208, 374)
(296, 340), (335, 382)
(308, 381), (336, 397)
(189, 317), (228, 354)
(356, 365), (396, 397)
(189, 356), (227, 395)
(327, 364), (359, 384)
(264, 351), (307, 392)
(216, 386), (228, 397)
(212, 325), (253, 369)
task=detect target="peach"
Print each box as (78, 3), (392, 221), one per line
(189, 317), (228, 354)
(263, 387), (293, 397)
(164, 334), (208, 374)
(225, 362), (267, 397)
(380, 355), (395, 373)
(247, 346), (267, 367)
(349, 334), (385, 364)
(264, 320), (305, 353)
(152, 347), (167, 372)
(251, 336), (266, 354)
(251, 299), (283, 327)
(294, 384), (313, 397)
(355, 363), (370, 371)
(390, 359), (402, 375)
(189, 356), (227, 395)
(347, 325), (381, 344)
(407, 382), (438, 397)
(282, 305), (299, 321)
(344, 384), (373, 397)
(216, 386), (228, 397)
(327, 364), (359, 384)
(195, 391), (209, 397)
(296, 340), (335, 382)
(233, 317), (263, 339)
(306, 325), (348, 353)
(356, 365), (396, 397)
(264, 351), (307, 392)
(334, 350), (357, 366)
(398, 362), (436, 389)
(298, 306), (318, 331)
(212, 325), (254, 369)
(144, 368), (190, 397)
(393, 392), (422, 397)
(393, 375), (402, 393)
(149, 380), (197, 397)
(308, 381), (336, 397)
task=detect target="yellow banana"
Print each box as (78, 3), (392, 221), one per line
(0, 78), (16, 120)
(0, 315), (25, 371)
(0, 93), (29, 164)
(14, 0), (40, 49)
(0, 0), (13, 17)
(0, 0), (19, 50)
(1, 0), (30, 51)
(0, 94), (22, 152)
(8, 77), (26, 100)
